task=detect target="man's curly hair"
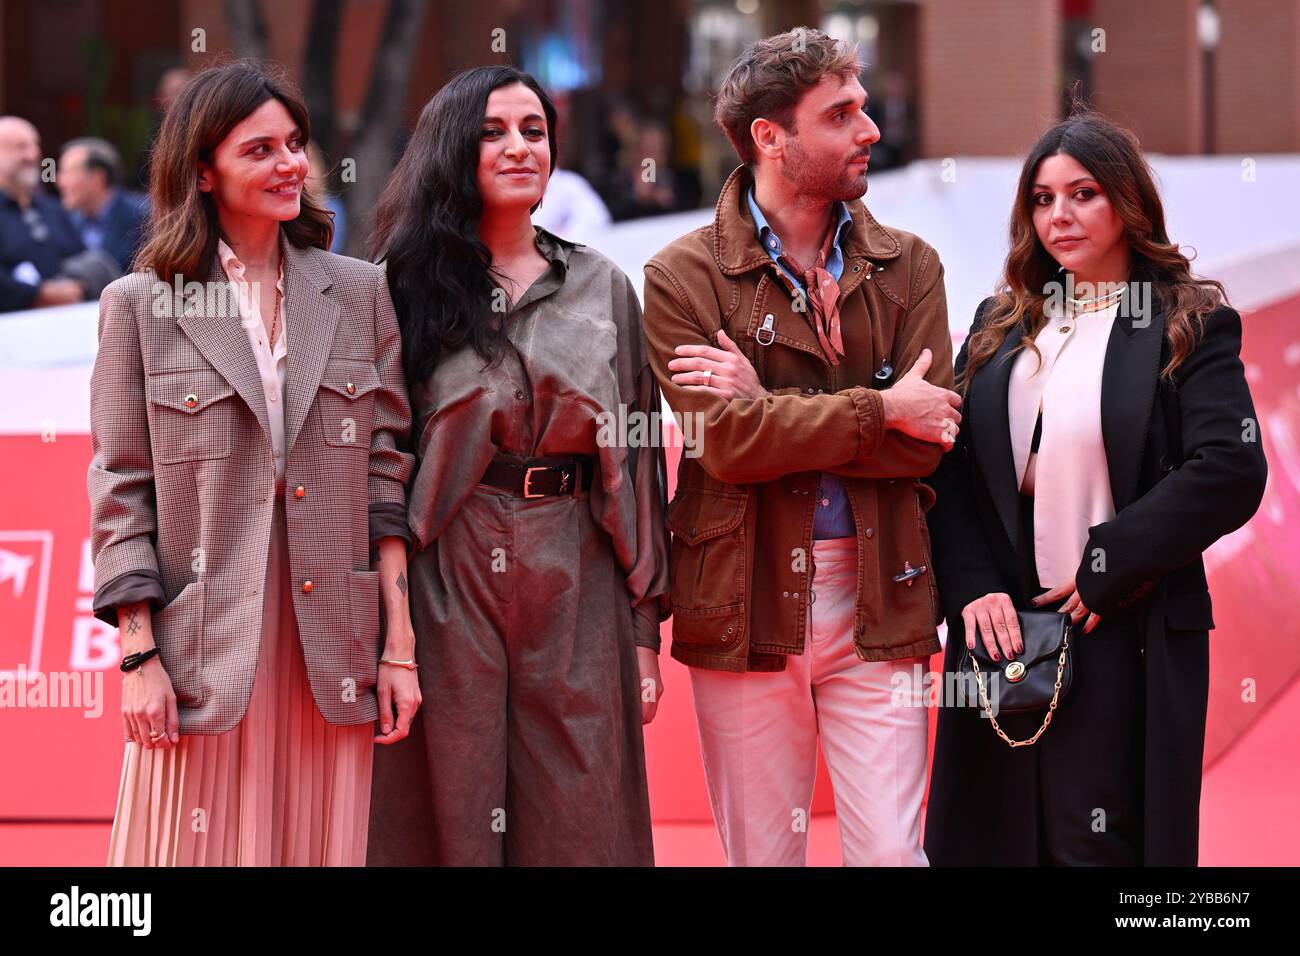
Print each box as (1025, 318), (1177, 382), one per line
(713, 27), (862, 165)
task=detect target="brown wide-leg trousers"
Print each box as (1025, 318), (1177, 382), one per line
(366, 485), (654, 866)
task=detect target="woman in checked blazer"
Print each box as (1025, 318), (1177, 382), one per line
(88, 61), (417, 866)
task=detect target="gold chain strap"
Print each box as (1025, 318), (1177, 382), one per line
(969, 626), (1071, 748)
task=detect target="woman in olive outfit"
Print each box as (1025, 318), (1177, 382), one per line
(365, 66), (671, 866)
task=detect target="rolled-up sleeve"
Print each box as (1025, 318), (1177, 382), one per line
(368, 501), (411, 546)
(368, 267), (415, 542)
(630, 362), (672, 651)
(93, 570), (165, 623)
(621, 277), (672, 652)
(88, 282), (165, 626)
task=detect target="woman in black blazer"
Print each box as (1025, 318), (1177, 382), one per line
(923, 109), (1267, 866)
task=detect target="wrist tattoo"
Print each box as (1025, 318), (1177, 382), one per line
(125, 608), (140, 636)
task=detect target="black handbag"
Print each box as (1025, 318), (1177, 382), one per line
(957, 609), (1073, 747)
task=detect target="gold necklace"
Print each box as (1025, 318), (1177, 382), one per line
(269, 282), (281, 346)
(1066, 284), (1126, 314)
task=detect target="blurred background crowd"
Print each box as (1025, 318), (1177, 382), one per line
(3, 0), (1296, 312)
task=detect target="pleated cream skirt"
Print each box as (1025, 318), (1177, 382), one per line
(107, 496), (374, 866)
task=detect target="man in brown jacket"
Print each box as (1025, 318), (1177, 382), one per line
(642, 28), (961, 866)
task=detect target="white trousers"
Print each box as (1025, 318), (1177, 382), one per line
(689, 536), (930, 866)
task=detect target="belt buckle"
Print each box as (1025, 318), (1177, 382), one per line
(523, 466), (549, 499)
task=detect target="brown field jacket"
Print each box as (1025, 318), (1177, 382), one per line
(642, 165), (954, 671)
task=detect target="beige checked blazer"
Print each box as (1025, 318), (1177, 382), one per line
(88, 238), (414, 734)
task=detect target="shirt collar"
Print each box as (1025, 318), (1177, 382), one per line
(217, 237), (284, 289)
(532, 225), (575, 276)
(492, 226), (577, 316)
(746, 185), (853, 262)
(217, 237), (243, 278)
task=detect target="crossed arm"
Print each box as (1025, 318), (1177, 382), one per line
(641, 258), (962, 485)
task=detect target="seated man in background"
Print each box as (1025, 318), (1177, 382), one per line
(58, 136), (149, 272)
(0, 116), (88, 312)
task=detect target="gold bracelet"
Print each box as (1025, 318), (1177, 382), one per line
(379, 658), (418, 670)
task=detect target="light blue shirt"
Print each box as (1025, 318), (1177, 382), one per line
(747, 186), (856, 540)
(71, 192), (115, 252)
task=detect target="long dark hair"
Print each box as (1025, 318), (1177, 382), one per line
(136, 59), (333, 282)
(960, 107), (1225, 392)
(370, 66), (558, 386)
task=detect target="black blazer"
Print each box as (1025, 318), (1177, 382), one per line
(924, 295), (1267, 865)
(926, 298), (1267, 630)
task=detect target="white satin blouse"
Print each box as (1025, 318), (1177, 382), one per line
(1007, 297), (1120, 588)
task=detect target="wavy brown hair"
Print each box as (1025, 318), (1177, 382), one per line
(713, 27), (861, 165)
(960, 109), (1226, 393)
(135, 59), (332, 283)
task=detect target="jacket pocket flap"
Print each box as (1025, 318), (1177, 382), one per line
(147, 368), (235, 414)
(1165, 588), (1215, 631)
(320, 360), (381, 400)
(666, 489), (746, 545)
(672, 602), (745, 647)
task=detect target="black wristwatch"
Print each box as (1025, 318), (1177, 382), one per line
(120, 647), (161, 673)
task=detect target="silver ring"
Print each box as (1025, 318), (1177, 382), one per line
(702, 369), (712, 383)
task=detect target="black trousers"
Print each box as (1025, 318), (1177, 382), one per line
(1014, 492), (1146, 865)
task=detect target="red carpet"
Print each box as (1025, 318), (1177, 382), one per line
(5, 673), (1295, 867)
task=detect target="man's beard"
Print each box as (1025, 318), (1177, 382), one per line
(780, 135), (868, 203)
(12, 164), (39, 193)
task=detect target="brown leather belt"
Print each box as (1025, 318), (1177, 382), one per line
(480, 453), (594, 499)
